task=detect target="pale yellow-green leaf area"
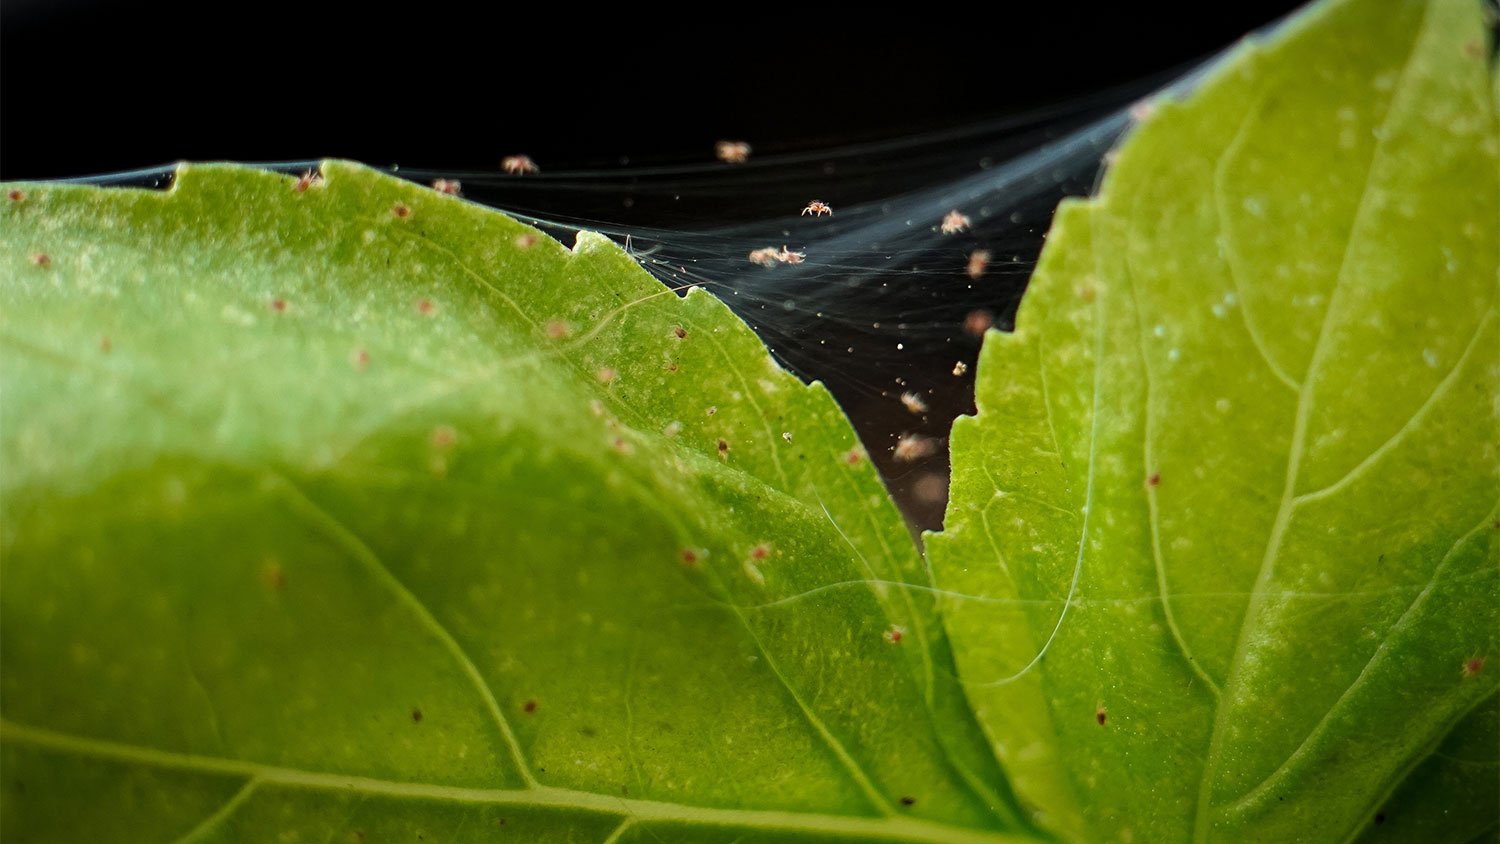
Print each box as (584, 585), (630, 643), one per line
(926, 0), (1499, 842)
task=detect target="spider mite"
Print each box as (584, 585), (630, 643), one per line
(717, 438), (730, 460)
(7, 189), (25, 202)
(680, 547), (707, 568)
(883, 625), (906, 644)
(392, 202), (412, 219)
(941, 210), (971, 235)
(801, 200), (832, 217)
(967, 249), (991, 280)
(748, 247), (780, 268)
(893, 433), (935, 463)
(1096, 706), (1108, 726)
(545, 320), (570, 340)
(1462, 655), (1485, 680)
(597, 367), (618, 385)
(843, 446), (865, 466)
(900, 391), (928, 415)
(963, 310), (995, 337)
(715, 140), (752, 164)
(431, 179), (462, 195)
(293, 170), (324, 193)
(775, 246), (806, 265)
(502, 155), (539, 175)
(29, 253), (51, 268)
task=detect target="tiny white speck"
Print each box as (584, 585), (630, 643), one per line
(1422, 348), (1440, 368)
(1211, 303), (1228, 318)
(1168, 348), (1181, 362)
(1216, 398), (1231, 413)
(1153, 324), (1166, 338)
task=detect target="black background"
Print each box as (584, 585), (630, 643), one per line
(4, 1), (1303, 180)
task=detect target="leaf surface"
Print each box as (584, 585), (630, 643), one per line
(925, 0), (1500, 841)
(0, 162), (1027, 843)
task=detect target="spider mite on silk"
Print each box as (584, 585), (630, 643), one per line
(502, 155), (539, 175)
(801, 200), (833, 217)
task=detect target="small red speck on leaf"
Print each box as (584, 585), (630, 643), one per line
(515, 234), (537, 249)
(351, 348), (371, 370)
(1147, 473), (1161, 487)
(430, 425), (457, 448)
(1462, 656), (1485, 679)
(392, 202), (411, 219)
(270, 298), (287, 313)
(680, 548), (703, 567)
(673, 326), (687, 339)
(1096, 707), (1108, 726)
(30, 253), (51, 268)
(545, 321), (570, 340)
(416, 298), (436, 316)
(612, 437), (632, 454)
(522, 699), (538, 714)
(411, 708), (423, 722)
(844, 447), (865, 466)
(597, 367), (618, 385)
(883, 626), (905, 644)
(7, 189), (24, 202)
(750, 543), (770, 560)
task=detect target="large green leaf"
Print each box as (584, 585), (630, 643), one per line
(926, 0), (1499, 841)
(0, 162), (1030, 842)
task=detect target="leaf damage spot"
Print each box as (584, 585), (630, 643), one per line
(706, 406), (718, 416)
(411, 708), (423, 723)
(522, 698), (538, 714)
(262, 561), (285, 590)
(843, 447), (866, 466)
(430, 426), (458, 449)
(545, 320), (571, 340)
(1147, 472), (1161, 488)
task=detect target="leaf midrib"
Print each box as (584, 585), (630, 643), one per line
(0, 719), (1028, 844)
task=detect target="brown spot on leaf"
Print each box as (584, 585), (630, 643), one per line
(270, 298), (288, 313)
(351, 348), (371, 370)
(29, 253), (50, 268)
(392, 202), (412, 219)
(1096, 707), (1107, 726)
(899, 796), (916, 806)
(522, 699), (538, 714)
(717, 438), (729, 460)
(1147, 473), (1161, 488)
(411, 708), (423, 722)
(7, 189), (24, 202)
(416, 298), (436, 316)
(673, 326), (687, 339)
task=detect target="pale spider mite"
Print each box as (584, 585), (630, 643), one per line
(716, 140), (752, 164)
(893, 433), (935, 463)
(502, 155), (539, 175)
(748, 247), (780, 267)
(966, 249), (991, 280)
(801, 200), (832, 217)
(775, 245), (806, 265)
(431, 178), (462, 195)
(900, 391), (928, 415)
(941, 210), (971, 234)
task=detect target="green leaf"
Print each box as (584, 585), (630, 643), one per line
(0, 163), (1030, 842)
(926, 0), (1499, 841)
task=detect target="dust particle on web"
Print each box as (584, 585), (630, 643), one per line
(952, 361), (969, 377)
(893, 433), (934, 463)
(716, 140), (752, 164)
